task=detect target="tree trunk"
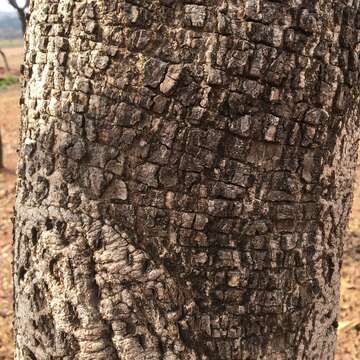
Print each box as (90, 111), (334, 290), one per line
(14, 1), (360, 359)
(17, 8), (27, 35)
(8, 0), (29, 35)
(0, 128), (4, 169)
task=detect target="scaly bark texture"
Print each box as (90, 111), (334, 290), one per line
(14, 1), (360, 359)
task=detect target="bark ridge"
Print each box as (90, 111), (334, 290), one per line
(14, 0), (360, 359)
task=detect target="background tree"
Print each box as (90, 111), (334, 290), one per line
(7, 0), (29, 35)
(0, 49), (10, 72)
(13, 1), (360, 359)
(0, 128), (3, 169)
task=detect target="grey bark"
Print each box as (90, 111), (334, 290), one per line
(13, 1), (360, 359)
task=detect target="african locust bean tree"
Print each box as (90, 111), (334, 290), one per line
(8, 0), (30, 35)
(14, 1), (360, 359)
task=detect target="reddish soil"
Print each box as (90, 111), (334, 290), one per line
(0, 83), (19, 360)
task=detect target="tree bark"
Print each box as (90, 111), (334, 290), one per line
(14, 1), (360, 359)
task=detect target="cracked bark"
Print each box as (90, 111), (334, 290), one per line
(14, 1), (360, 359)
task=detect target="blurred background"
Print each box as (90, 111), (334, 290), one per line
(0, 1), (358, 359)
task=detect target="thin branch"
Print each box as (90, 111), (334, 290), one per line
(0, 49), (10, 72)
(22, 0), (30, 10)
(7, 0), (21, 11)
(0, 128), (4, 170)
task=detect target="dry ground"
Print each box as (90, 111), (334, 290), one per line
(0, 75), (19, 360)
(0, 47), (359, 360)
